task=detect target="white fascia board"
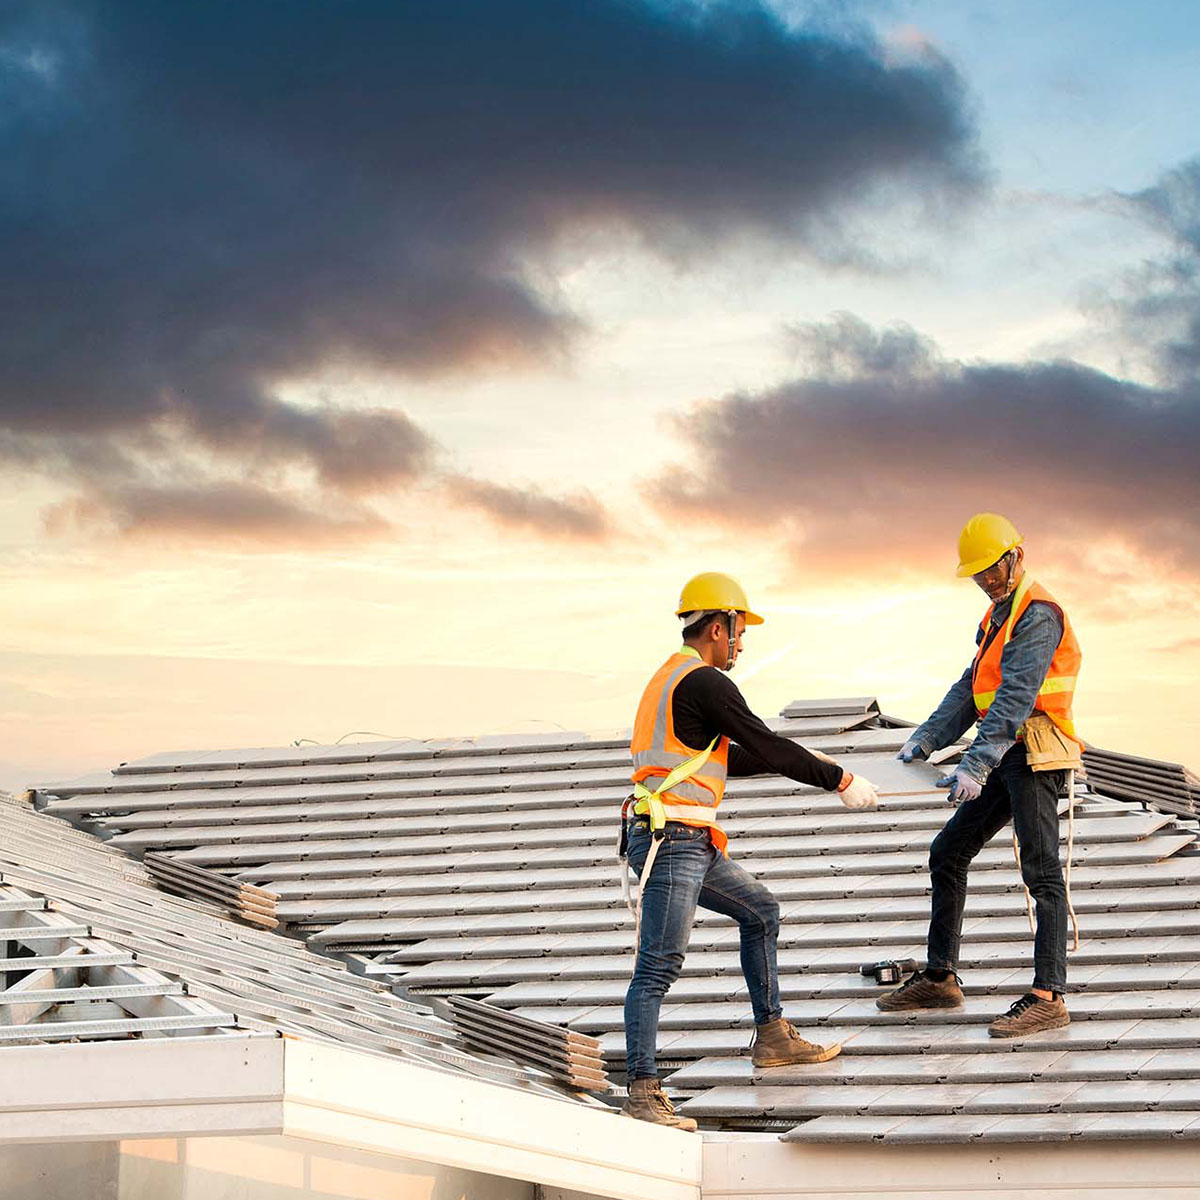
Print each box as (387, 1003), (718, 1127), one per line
(282, 1038), (702, 1200)
(0, 1034), (284, 1144)
(0, 1100), (284, 1144)
(702, 1134), (1200, 1198)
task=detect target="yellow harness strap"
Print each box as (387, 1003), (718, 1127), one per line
(630, 737), (719, 832)
(621, 735), (720, 941)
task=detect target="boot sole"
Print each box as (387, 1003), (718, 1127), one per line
(987, 1013), (1071, 1039)
(876, 995), (964, 1012)
(620, 1109), (697, 1132)
(752, 1042), (842, 1067)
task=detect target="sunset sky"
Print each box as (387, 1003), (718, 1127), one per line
(3, 0), (1199, 792)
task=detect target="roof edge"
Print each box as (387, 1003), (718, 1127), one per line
(281, 1037), (702, 1200)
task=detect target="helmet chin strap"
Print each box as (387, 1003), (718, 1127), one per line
(994, 550), (1019, 602)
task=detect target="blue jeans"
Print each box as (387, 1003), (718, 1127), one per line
(927, 751), (1068, 993)
(623, 819), (782, 1080)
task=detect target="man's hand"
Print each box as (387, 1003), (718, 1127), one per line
(897, 738), (927, 763)
(935, 768), (982, 803)
(838, 773), (879, 810)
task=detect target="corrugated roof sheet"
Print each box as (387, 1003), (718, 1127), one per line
(27, 700), (1200, 1143)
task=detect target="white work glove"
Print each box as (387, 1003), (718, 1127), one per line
(837, 773), (879, 810)
(897, 738), (927, 763)
(936, 768), (983, 804)
(811, 748), (875, 808)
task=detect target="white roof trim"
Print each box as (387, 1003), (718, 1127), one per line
(281, 1038), (702, 1200)
(0, 1033), (701, 1200)
(702, 1131), (1200, 1197)
(0, 1034), (284, 1143)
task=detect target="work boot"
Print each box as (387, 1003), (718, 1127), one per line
(988, 992), (1070, 1039)
(621, 1078), (698, 1131)
(750, 1018), (841, 1067)
(876, 969), (964, 1012)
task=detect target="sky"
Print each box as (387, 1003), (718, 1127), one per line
(2, 0), (1199, 791)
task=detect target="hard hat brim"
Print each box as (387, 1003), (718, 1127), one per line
(956, 537), (1023, 578)
(676, 607), (766, 625)
(956, 556), (995, 577)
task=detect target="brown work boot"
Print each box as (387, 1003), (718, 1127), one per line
(621, 1078), (698, 1131)
(876, 969), (964, 1012)
(750, 1018), (841, 1067)
(988, 992), (1070, 1039)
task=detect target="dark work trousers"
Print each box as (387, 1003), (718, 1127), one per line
(926, 751), (1068, 993)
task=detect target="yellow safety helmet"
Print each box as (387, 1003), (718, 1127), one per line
(675, 572), (764, 624)
(956, 513), (1024, 577)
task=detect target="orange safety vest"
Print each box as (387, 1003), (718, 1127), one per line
(971, 576), (1082, 744)
(630, 649), (730, 854)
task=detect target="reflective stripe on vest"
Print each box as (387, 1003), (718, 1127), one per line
(630, 648), (730, 853)
(971, 576), (1082, 744)
(973, 674), (1078, 711)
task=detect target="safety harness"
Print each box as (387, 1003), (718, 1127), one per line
(618, 736), (719, 942)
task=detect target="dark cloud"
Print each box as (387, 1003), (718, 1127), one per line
(179, 400), (437, 496)
(42, 481), (389, 547)
(657, 312), (1200, 580)
(1112, 158), (1200, 388)
(446, 476), (611, 541)
(784, 311), (940, 379)
(0, 0), (981, 539)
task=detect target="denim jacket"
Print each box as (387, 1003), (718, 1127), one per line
(909, 595), (1063, 783)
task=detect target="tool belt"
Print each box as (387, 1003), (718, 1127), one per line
(1022, 711), (1082, 772)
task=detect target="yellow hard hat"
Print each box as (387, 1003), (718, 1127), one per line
(956, 513), (1024, 577)
(676, 572), (764, 624)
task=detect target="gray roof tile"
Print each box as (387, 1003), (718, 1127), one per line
(877, 1114), (990, 1144)
(1058, 1080), (1175, 1111)
(1160, 1079), (1200, 1108)
(681, 1083), (899, 1117)
(780, 1114), (915, 1142)
(958, 1082), (1085, 1113)
(1075, 1111), (1198, 1139)
(1115, 1018), (1200, 1049)
(1138, 1048), (1200, 1079)
(975, 1113), (1094, 1142)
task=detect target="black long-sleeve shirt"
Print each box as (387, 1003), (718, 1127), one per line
(670, 664), (843, 791)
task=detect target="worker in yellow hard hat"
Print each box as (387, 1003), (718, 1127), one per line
(619, 572), (880, 1129)
(881, 514), (1083, 1039)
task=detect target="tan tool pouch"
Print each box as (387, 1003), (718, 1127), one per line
(1023, 712), (1082, 772)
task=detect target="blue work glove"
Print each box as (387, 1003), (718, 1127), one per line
(935, 768), (983, 803)
(897, 738), (927, 763)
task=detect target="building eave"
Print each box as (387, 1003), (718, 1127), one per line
(0, 1033), (702, 1200)
(281, 1037), (702, 1200)
(0, 1034), (284, 1144)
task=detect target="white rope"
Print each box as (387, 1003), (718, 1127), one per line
(1013, 832), (1035, 935)
(1065, 768), (1080, 951)
(620, 832), (663, 945)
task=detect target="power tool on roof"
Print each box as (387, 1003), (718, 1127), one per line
(860, 958), (919, 985)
